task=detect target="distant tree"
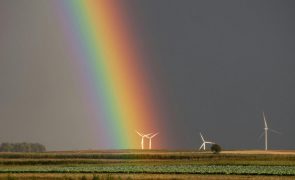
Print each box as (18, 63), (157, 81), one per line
(24, 143), (31, 152)
(38, 144), (46, 152)
(31, 143), (39, 152)
(211, 144), (222, 154)
(15, 143), (22, 152)
(0, 143), (46, 152)
(0, 143), (13, 152)
(32, 143), (46, 152)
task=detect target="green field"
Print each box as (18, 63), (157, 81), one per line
(0, 150), (295, 179)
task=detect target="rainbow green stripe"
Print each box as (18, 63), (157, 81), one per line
(54, 0), (163, 149)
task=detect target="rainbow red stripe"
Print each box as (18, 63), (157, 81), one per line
(54, 0), (163, 148)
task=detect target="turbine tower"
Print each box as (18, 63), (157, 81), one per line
(146, 133), (159, 149)
(261, 112), (280, 151)
(135, 131), (152, 150)
(199, 132), (214, 150)
(263, 112), (268, 151)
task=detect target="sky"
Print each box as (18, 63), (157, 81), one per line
(0, 0), (295, 150)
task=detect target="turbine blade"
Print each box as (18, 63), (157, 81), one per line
(150, 132), (159, 138)
(199, 143), (204, 150)
(135, 131), (143, 136)
(263, 112), (268, 128)
(269, 128), (281, 135)
(258, 131), (265, 140)
(200, 132), (205, 142)
(205, 142), (214, 144)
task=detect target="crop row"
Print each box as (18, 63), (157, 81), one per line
(0, 152), (295, 161)
(0, 159), (294, 166)
(0, 165), (295, 176)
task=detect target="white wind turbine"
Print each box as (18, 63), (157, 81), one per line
(146, 133), (159, 149)
(260, 112), (280, 151)
(199, 132), (214, 150)
(135, 131), (152, 150)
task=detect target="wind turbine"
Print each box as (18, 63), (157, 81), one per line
(135, 131), (152, 150)
(199, 132), (214, 150)
(146, 133), (159, 149)
(260, 112), (280, 151)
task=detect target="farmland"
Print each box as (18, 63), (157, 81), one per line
(0, 150), (295, 179)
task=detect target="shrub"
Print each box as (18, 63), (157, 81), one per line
(211, 144), (222, 154)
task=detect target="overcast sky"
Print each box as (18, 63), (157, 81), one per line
(0, 0), (295, 150)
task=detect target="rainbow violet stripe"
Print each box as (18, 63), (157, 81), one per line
(54, 0), (163, 149)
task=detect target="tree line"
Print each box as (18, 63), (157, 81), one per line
(0, 143), (46, 152)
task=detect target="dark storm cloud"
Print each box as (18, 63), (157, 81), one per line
(126, 0), (295, 149)
(0, 0), (295, 150)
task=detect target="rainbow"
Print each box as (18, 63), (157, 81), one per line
(53, 1), (163, 149)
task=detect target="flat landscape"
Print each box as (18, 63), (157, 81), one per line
(0, 150), (295, 179)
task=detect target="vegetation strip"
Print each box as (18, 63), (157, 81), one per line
(0, 165), (295, 176)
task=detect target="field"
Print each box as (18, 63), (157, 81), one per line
(0, 150), (295, 179)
